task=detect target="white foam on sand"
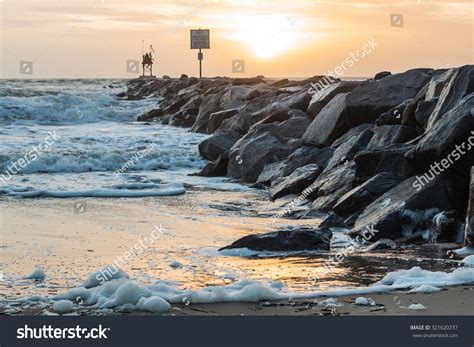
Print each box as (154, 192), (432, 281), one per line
(354, 297), (376, 306)
(24, 268), (46, 281)
(52, 300), (74, 313)
(3, 183), (185, 198)
(407, 303), (426, 310)
(460, 255), (474, 267)
(33, 265), (473, 314)
(408, 284), (441, 294)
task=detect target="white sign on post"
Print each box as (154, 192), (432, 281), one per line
(190, 29), (210, 49)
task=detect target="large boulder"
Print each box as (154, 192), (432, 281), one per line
(426, 65), (474, 130)
(168, 109), (198, 127)
(355, 146), (414, 183)
(207, 109), (239, 133)
(256, 146), (333, 186)
(219, 226), (332, 252)
(345, 68), (432, 126)
(246, 116), (311, 140)
(465, 167), (474, 247)
(333, 172), (402, 219)
(269, 164), (322, 200)
(227, 132), (301, 182)
(415, 98), (438, 128)
(425, 69), (453, 101)
(307, 81), (361, 118)
(367, 125), (419, 149)
(307, 162), (357, 212)
(191, 93), (224, 133)
(256, 161), (288, 186)
(302, 92), (351, 147)
(405, 94), (474, 172)
(195, 153), (229, 177)
(137, 108), (164, 122)
(376, 99), (412, 126)
(428, 210), (462, 243)
(324, 125), (374, 172)
(281, 146), (334, 177)
(198, 129), (242, 161)
(349, 174), (469, 242)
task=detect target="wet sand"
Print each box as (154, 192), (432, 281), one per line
(169, 285), (474, 316)
(0, 187), (470, 315)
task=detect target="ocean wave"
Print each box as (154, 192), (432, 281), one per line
(0, 80), (156, 124)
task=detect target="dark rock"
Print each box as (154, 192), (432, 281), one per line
(276, 89), (312, 112)
(318, 213), (348, 229)
(219, 113), (250, 135)
(227, 132), (301, 183)
(231, 76), (265, 86)
(354, 147), (414, 183)
(464, 167), (474, 247)
(247, 116), (311, 140)
(269, 164), (322, 200)
(180, 95), (203, 111)
(324, 125), (374, 172)
(363, 239), (397, 251)
(191, 93), (224, 133)
(367, 125), (419, 149)
(302, 92), (351, 147)
(307, 81), (362, 118)
(426, 65), (474, 129)
(163, 95), (193, 114)
(207, 109), (239, 133)
(429, 210), (462, 243)
(198, 129), (242, 161)
(271, 79), (290, 88)
(345, 69), (432, 126)
(333, 172), (402, 218)
(195, 153), (229, 177)
(256, 146), (333, 186)
(179, 74), (189, 80)
(258, 109), (292, 125)
(415, 98), (438, 128)
(349, 174), (468, 242)
(162, 75), (171, 79)
(283, 146), (334, 177)
(425, 69), (453, 100)
(405, 94), (474, 172)
(401, 83), (429, 126)
(137, 108), (164, 122)
(374, 71), (391, 80)
(307, 162), (357, 212)
(376, 99), (412, 126)
(256, 161), (287, 185)
(219, 85), (262, 109)
(219, 225), (332, 252)
(168, 109), (198, 127)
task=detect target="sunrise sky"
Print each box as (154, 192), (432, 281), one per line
(0, 0), (472, 78)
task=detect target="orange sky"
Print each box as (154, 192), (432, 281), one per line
(0, 0), (472, 78)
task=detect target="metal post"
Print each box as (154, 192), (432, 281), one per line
(198, 48), (203, 78)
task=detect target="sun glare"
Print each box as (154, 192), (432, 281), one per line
(236, 15), (299, 59)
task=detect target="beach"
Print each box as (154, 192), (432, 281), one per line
(0, 73), (473, 317)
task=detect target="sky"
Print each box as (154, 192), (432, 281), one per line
(0, 0), (472, 78)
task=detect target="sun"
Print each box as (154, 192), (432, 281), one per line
(235, 15), (298, 59)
